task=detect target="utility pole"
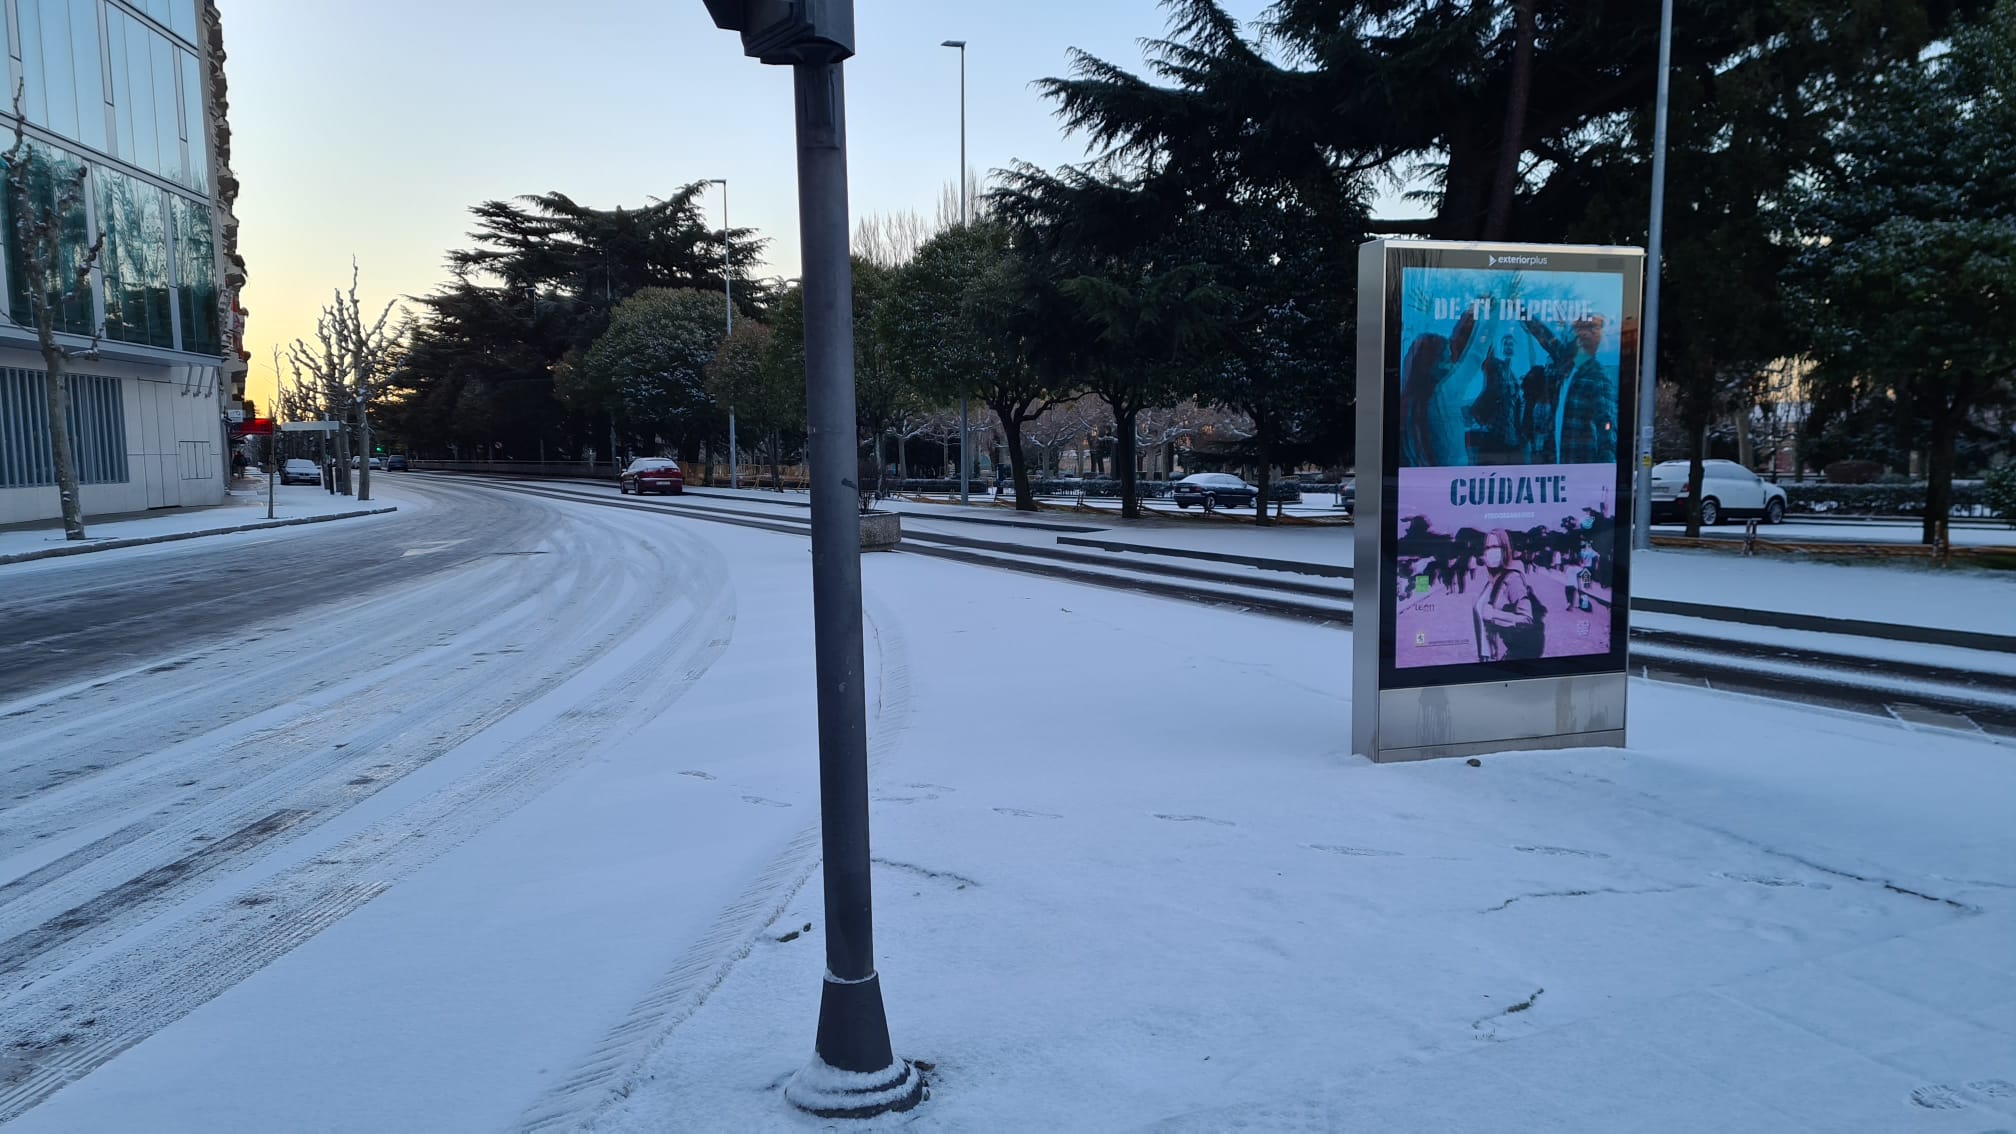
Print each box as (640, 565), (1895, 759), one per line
(1632, 0), (1673, 551)
(942, 38), (969, 504)
(711, 177), (737, 489)
(701, 1), (922, 1117)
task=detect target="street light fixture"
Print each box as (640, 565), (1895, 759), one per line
(709, 177), (738, 489)
(941, 38), (969, 503)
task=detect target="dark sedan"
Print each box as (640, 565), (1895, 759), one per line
(619, 457), (685, 495)
(1171, 473), (1258, 509)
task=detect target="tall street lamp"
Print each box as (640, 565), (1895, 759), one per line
(941, 38), (969, 503)
(1632, 0), (1673, 550)
(709, 177), (738, 490)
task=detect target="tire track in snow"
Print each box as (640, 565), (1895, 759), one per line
(515, 586), (916, 1133)
(0, 494), (735, 1122)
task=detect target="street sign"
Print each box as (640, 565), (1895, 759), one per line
(279, 421), (339, 433)
(1353, 239), (1645, 763)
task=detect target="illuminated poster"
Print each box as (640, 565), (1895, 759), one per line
(1382, 255), (1635, 682)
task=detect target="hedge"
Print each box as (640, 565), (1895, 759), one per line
(1781, 481), (1990, 517)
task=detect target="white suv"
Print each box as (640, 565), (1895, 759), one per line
(1649, 459), (1788, 525)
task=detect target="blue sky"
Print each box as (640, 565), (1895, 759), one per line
(228, 0), (1278, 406)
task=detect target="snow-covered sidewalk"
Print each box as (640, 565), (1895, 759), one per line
(582, 551), (2012, 1132)
(0, 478), (416, 563)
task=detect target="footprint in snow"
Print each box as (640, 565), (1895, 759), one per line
(993, 807), (1061, 820)
(1155, 813), (1234, 827)
(741, 795), (791, 808)
(1306, 844), (1399, 857)
(1908, 1084), (1968, 1110)
(908, 783), (955, 793)
(679, 770), (716, 781)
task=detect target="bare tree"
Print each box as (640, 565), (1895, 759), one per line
(853, 209), (934, 268)
(1021, 398), (1093, 478)
(289, 262), (408, 502)
(4, 94), (106, 540)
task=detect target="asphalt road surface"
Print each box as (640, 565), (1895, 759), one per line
(0, 477), (544, 699)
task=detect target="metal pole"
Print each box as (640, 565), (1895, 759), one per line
(954, 41), (970, 503)
(791, 57), (908, 1089)
(1632, 0), (1673, 552)
(715, 177), (738, 490)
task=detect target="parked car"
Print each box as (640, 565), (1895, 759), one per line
(349, 456), (385, 470)
(619, 457), (685, 495)
(280, 458), (321, 486)
(1649, 459), (1788, 525)
(1171, 472), (1258, 509)
(385, 454), (409, 471)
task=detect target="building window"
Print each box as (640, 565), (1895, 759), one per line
(123, 0), (198, 45)
(0, 368), (129, 488)
(98, 167), (175, 348)
(15, 0), (110, 154)
(172, 195), (219, 356)
(104, 6), (204, 187)
(179, 50), (210, 194)
(3, 138), (98, 337)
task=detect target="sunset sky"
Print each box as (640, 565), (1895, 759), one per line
(225, 0), (1277, 412)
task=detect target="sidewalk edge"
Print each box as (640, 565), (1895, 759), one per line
(0, 507), (399, 566)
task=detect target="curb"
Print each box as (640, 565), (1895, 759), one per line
(0, 506), (399, 566)
(1052, 536), (2015, 653)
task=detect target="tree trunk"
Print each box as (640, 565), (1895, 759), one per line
(1483, 0), (1536, 240)
(334, 420), (353, 496)
(771, 429), (784, 491)
(1923, 413), (1959, 546)
(1734, 406), (1755, 470)
(995, 403), (1036, 511)
(1112, 402), (1142, 519)
(1252, 417), (1274, 527)
(356, 403), (372, 502)
(1684, 419), (1709, 538)
(40, 348), (86, 540)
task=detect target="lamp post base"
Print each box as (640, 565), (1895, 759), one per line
(782, 973), (926, 1118)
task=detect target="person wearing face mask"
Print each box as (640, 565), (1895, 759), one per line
(1474, 528), (1546, 662)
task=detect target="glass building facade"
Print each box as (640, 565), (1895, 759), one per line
(3, 0), (222, 358)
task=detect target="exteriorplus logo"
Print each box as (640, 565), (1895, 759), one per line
(1487, 254), (1549, 267)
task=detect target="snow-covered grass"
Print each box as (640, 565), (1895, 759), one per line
(575, 552), (2015, 1132)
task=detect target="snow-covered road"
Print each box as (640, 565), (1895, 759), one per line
(0, 477), (833, 1128)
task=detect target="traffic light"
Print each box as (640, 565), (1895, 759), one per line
(375, 445), (385, 454)
(701, 0), (852, 64)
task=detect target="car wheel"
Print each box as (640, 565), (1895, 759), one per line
(671, 486), (684, 495)
(1765, 498), (1785, 525)
(1698, 498), (1721, 526)
(619, 482), (629, 494)
(1176, 501), (1189, 509)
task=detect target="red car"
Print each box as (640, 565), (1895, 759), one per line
(619, 458), (685, 495)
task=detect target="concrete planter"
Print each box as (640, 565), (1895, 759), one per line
(860, 510), (902, 551)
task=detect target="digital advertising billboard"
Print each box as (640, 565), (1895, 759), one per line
(1354, 241), (1643, 762)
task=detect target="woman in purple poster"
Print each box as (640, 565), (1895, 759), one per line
(1472, 529), (1546, 662)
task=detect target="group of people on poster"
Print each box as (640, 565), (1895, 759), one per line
(1400, 307), (1620, 469)
(1391, 266), (1625, 670)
